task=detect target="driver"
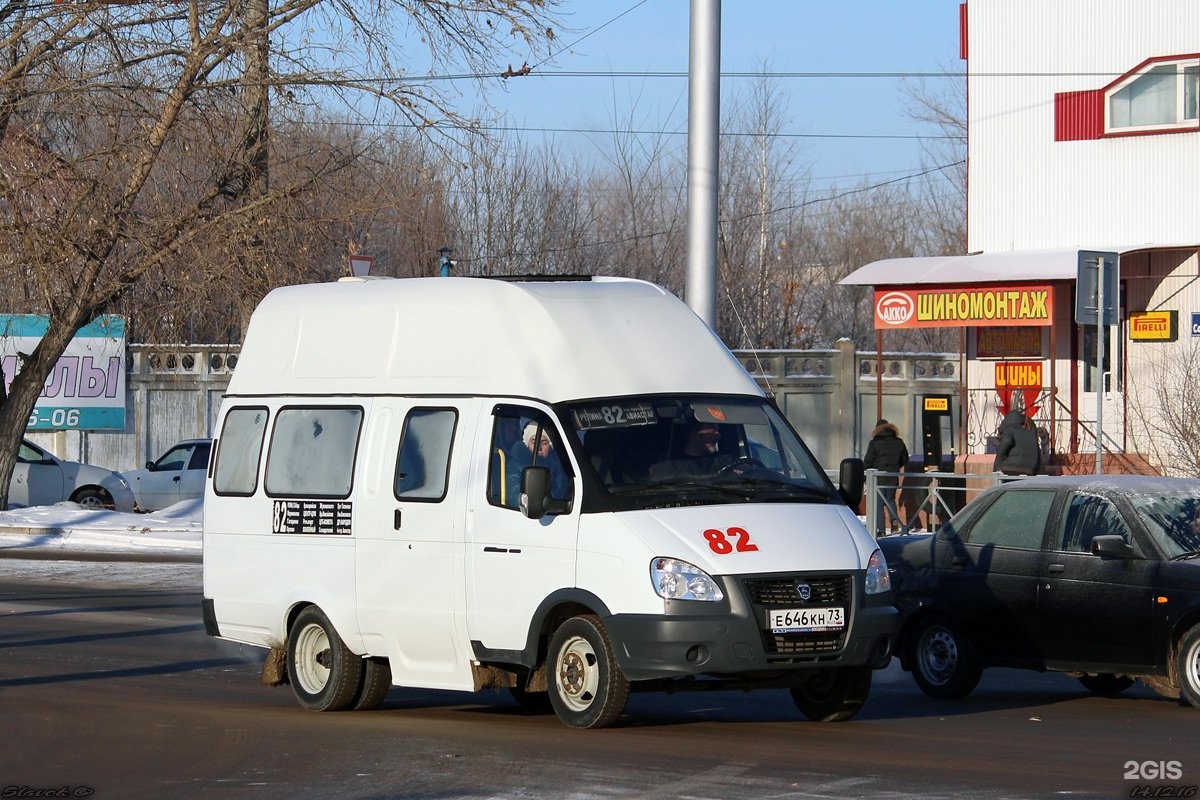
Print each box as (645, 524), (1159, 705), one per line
(649, 419), (734, 480)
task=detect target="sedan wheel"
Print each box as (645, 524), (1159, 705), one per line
(72, 488), (113, 509)
(1177, 624), (1200, 709)
(911, 616), (982, 699)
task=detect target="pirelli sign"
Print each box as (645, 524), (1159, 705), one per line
(1129, 310), (1177, 342)
(875, 284), (1054, 329)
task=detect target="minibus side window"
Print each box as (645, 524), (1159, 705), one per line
(395, 408), (457, 501)
(265, 406), (363, 498)
(487, 409), (573, 511)
(213, 407), (269, 496)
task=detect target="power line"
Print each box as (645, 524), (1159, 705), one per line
(307, 116), (963, 143)
(456, 159), (965, 267)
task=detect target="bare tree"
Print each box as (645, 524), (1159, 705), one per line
(1127, 340), (1200, 478)
(716, 67), (812, 349)
(0, 0), (561, 509)
(901, 68), (967, 257)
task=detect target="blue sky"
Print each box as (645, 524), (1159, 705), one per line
(465, 0), (966, 189)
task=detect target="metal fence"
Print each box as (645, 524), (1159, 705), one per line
(27, 341), (960, 477)
(863, 468), (1023, 537)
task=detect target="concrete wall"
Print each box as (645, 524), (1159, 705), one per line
(26, 345), (237, 472)
(29, 341), (961, 475)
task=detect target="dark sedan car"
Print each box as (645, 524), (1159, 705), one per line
(879, 474), (1200, 707)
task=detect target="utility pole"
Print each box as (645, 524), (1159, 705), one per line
(686, 0), (720, 328)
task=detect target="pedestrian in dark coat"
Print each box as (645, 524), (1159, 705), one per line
(865, 418), (909, 534)
(994, 410), (1041, 475)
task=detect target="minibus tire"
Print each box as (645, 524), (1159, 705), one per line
(287, 606), (364, 712)
(352, 657), (392, 711)
(790, 666), (871, 722)
(547, 615), (630, 729)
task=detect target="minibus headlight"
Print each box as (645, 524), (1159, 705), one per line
(651, 558), (724, 602)
(865, 549), (892, 595)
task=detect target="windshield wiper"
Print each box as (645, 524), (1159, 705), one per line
(611, 481), (757, 501)
(714, 477), (831, 499)
(1171, 550), (1200, 561)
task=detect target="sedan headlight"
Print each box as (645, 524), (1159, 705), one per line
(865, 549), (891, 595)
(651, 558), (724, 602)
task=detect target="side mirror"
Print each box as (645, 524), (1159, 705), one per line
(1091, 534), (1137, 559)
(145, 461), (157, 471)
(520, 466), (569, 519)
(838, 457), (865, 509)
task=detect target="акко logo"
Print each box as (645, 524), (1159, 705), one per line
(876, 292), (914, 326)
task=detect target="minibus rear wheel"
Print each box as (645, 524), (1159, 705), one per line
(352, 657), (393, 711)
(287, 605), (364, 712)
(547, 615), (629, 729)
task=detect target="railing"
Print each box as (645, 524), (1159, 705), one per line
(864, 468), (1022, 538)
(967, 385), (1128, 454)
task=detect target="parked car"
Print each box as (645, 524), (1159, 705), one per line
(122, 439), (211, 512)
(11, 438), (135, 511)
(879, 474), (1200, 707)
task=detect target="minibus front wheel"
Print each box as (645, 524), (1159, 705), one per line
(287, 605), (364, 712)
(547, 615), (630, 729)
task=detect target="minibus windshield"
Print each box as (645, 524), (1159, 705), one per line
(567, 395), (838, 508)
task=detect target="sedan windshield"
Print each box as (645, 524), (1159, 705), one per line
(1129, 491), (1200, 559)
(566, 395), (837, 509)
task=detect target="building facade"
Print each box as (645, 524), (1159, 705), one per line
(845, 0), (1200, 476)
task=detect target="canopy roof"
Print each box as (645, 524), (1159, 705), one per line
(840, 245), (1199, 287)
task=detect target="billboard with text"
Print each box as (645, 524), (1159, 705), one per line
(0, 315), (127, 430)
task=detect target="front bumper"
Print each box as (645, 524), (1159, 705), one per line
(604, 574), (898, 681)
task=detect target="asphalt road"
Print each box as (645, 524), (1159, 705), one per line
(1, 560), (1197, 800)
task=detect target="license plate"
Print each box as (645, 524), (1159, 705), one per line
(767, 607), (845, 633)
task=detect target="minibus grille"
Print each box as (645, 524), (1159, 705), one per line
(742, 575), (853, 657)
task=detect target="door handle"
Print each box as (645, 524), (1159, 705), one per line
(1047, 563), (1065, 574)
(951, 556), (968, 567)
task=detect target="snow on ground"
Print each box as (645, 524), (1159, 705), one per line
(0, 498), (201, 558)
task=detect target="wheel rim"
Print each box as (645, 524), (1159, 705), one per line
(556, 634), (600, 712)
(294, 622), (332, 695)
(1184, 637), (1200, 694)
(918, 626), (959, 686)
(77, 494), (105, 508)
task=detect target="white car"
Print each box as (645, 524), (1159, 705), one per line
(11, 439), (136, 511)
(123, 439), (211, 512)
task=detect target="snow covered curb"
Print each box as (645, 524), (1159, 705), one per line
(0, 526), (200, 554)
(0, 499), (202, 560)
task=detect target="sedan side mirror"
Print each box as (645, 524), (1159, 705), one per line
(1091, 534), (1137, 559)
